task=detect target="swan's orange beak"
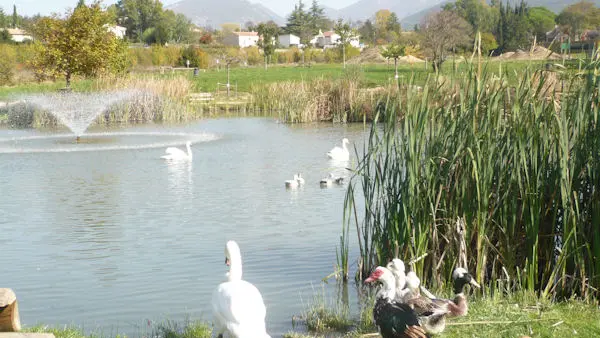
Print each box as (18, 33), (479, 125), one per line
(225, 257), (230, 266)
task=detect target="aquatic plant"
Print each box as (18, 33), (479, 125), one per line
(343, 58), (600, 299)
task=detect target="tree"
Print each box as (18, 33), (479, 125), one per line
(444, 0), (497, 33)
(333, 19), (356, 68)
(358, 19), (375, 46)
(556, 1), (600, 38)
(309, 0), (328, 32)
(76, 0), (85, 8)
(420, 10), (472, 72)
(386, 12), (401, 41)
(30, 2), (128, 88)
(257, 21), (279, 70)
(286, 0), (314, 47)
(380, 43), (405, 79)
(116, 0), (163, 42)
(495, 1), (531, 52)
(12, 5), (18, 28)
(374, 9), (392, 43)
(528, 7), (556, 42)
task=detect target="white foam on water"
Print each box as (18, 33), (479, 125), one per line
(0, 131), (222, 154)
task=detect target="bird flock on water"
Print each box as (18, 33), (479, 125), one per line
(285, 137), (350, 188)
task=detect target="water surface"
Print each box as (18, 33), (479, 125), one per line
(0, 118), (367, 337)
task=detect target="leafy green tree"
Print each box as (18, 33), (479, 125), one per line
(30, 2), (128, 87)
(445, 0), (497, 33)
(386, 12), (401, 40)
(333, 18), (356, 68)
(528, 7), (556, 42)
(116, 0), (163, 42)
(77, 0), (85, 8)
(257, 21), (279, 70)
(380, 43), (405, 78)
(420, 10), (472, 72)
(358, 19), (375, 46)
(374, 9), (392, 44)
(480, 32), (498, 55)
(556, 1), (600, 38)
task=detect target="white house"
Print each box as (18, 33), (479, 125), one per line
(106, 25), (127, 39)
(223, 31), (259, 47)
(312, 30), (360, 49)
(278, 33), (300, 48)
(6, 28), (32, 42)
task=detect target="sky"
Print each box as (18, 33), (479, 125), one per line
(0, 0), (354, 18)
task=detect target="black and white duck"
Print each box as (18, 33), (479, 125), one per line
(365, 266), (429, 338)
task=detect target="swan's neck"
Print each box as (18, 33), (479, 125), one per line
(186, 144), (192, 158)
(342, 141), (348, 151)
(227, 255), (243, 281)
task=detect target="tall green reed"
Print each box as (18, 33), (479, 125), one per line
(343, 59), (600, 299)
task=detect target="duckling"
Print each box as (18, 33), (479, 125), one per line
(296, 173), (305, 185)
(319, 173), (344, 187)
(386, 258), (407, 301)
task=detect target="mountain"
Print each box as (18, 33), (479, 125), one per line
(335, 0), (445, 22)
(401, 0), (600, 30)
(167, 0), (285, 28)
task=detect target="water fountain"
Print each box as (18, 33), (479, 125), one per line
(0, 90), (221, 154)
(23, 90), (137, 142)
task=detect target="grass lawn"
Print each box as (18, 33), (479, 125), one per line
(0, 58), (561, 101)
(286, 291), (600, 338)
(153, 58), (554, 93)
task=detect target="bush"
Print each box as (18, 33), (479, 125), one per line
(0, 45), (16, 85)
(179, 45), (211, 69)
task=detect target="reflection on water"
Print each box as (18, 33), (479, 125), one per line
(0, 118), (368, 337)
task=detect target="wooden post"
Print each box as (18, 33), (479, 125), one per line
(0, 289), (21, 332)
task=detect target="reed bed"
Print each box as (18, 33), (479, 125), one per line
(343, 59), (600, 299)
(250, 78), (395, 123)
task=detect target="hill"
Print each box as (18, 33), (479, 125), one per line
(401, 0), (600, 30)
(167, 0), (285, 28)
(335, 0), (444, 22)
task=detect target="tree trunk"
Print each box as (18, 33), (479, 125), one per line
(65, 71), (71, 89)
(264, 55), (267, 70)
(342, 44), (346, 69)
(0, 288), (21, 332)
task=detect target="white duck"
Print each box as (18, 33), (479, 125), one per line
(161, 141), (192, 161)
(326, 138), (350, 161)
(386, 258), (408, 302)
(285, 174), (300, 188)
(212, 240), (271, 338)
(319, 173), (344, 187)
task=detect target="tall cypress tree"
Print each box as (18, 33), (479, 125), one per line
(12, 4), (17, 28)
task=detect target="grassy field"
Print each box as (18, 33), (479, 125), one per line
(159, 59), (554, 93)
(287, 291), (600, 338)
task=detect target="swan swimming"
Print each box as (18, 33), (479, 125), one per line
(161, 141), (192, 161)
(212, 240), (271, 338)
(285, 174), (300, 188)
(319, 173), (344, 187)
(326, 138), (350, 161)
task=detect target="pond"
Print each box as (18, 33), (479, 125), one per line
(0, 118), (367, 337)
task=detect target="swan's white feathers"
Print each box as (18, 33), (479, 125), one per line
(326, 138), (350, 161)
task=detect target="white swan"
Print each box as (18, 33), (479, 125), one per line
(326, 138), (350, 161)
(161, 141), (192, 161)
(296, 173), (305, 185)
(319, 173), (344, 187)
(285, 174), (300, 188)
(212, 240), (271, 338)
